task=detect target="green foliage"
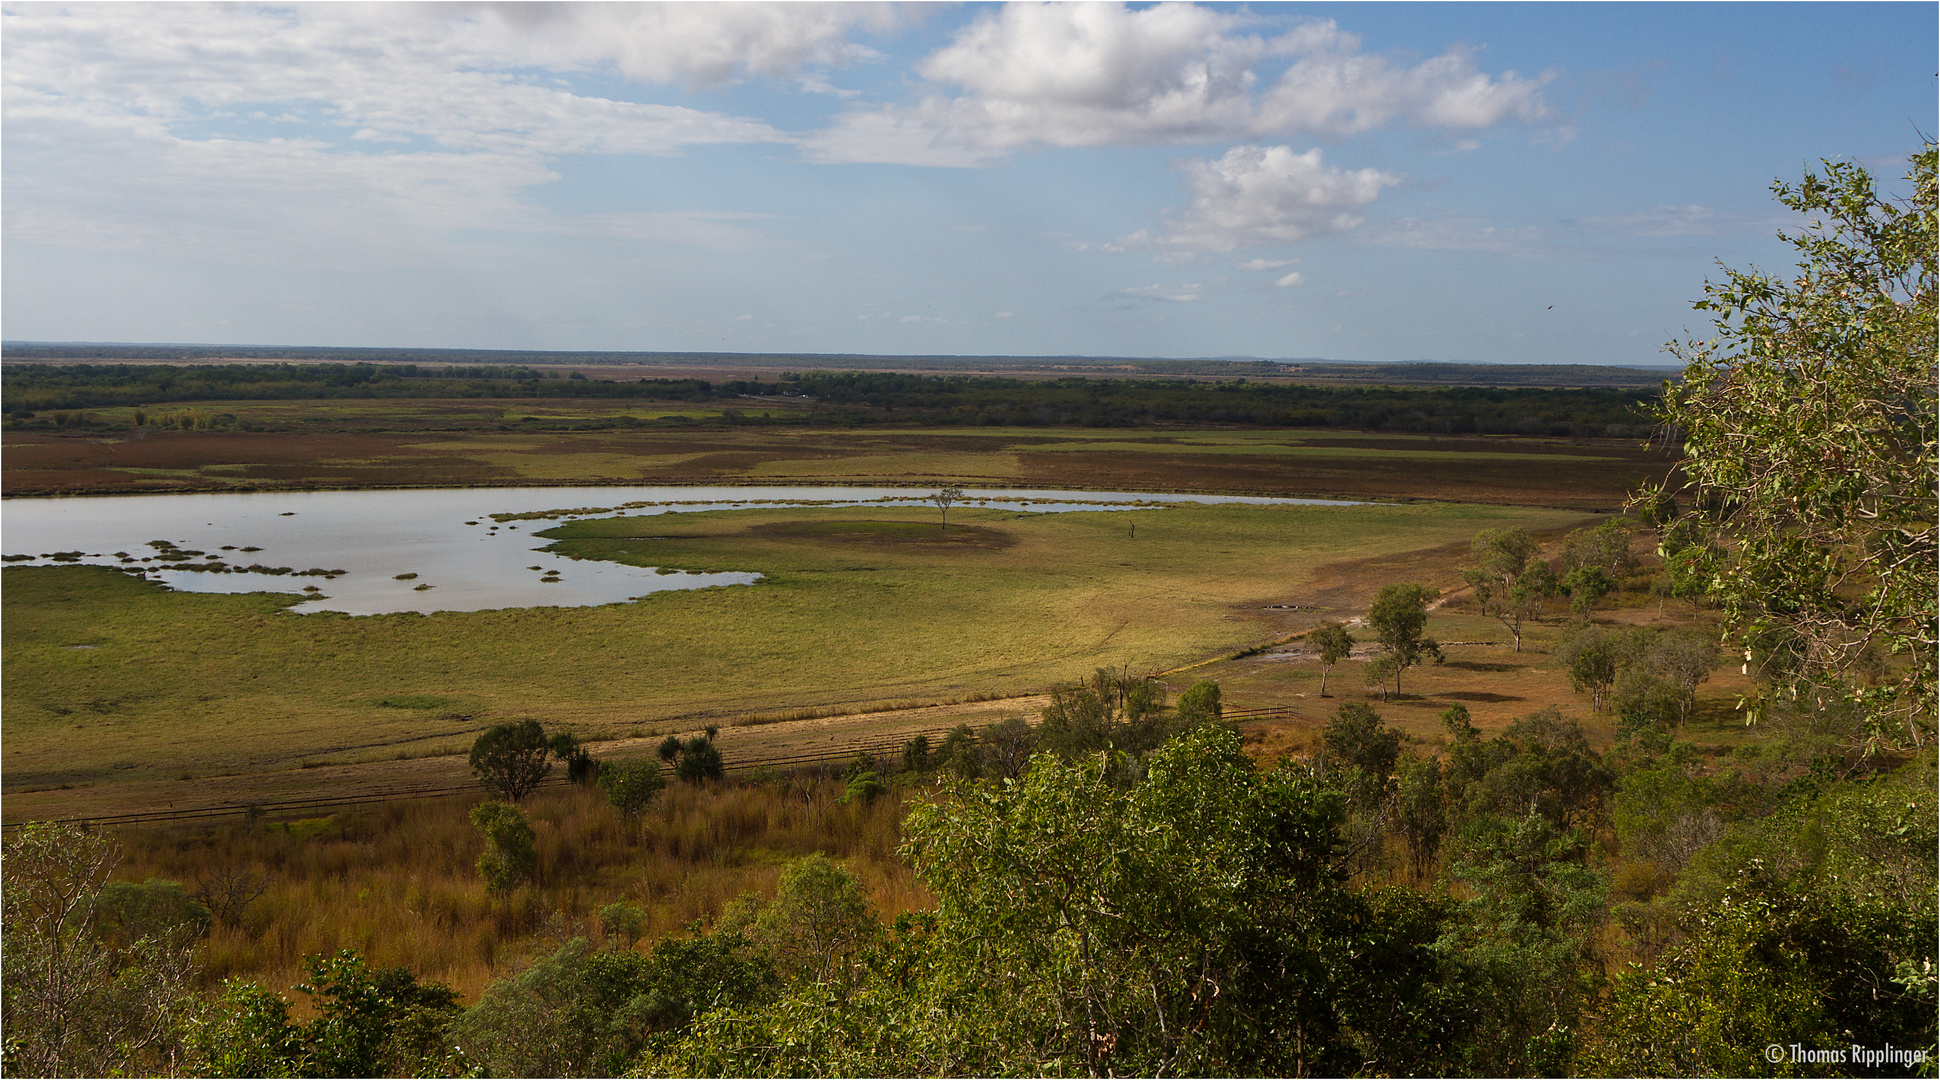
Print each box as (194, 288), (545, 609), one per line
(2, 822), (200, 1078)
(94, 878), (212, 951)
(648, 727), (1510, 1076)
(1464, 527), (1556, 651)
(1652, 143), (1937, 751)
(600, 901), (648, 950)
(189, 949), (463, 1078)
(550, 732), (600, 785)
(899, 734), (932, 773)
(1367, 582), (1442, 695)
(1448, 707), (1614, 833)
(453, 934), (772, 1077)
(748, 855), (879, 985)
(1174, 678), (1223, 723)
(1308, 621), (1354, 696)
(937, 724), (981, 779)
(470, 801), (537, 895)
(673, 735), (725, 783)
(838, 772), (886, 805)
(1035, 668), (1179, 764)
(468, 720), (554, 801)
(597, 759), (668, 818)
(1555, 621), (1620, 712)
(1587, 881), (1936, 1078)
(1395, 754), (1448, 880)
(1322, 701), (1402, 817)
(1441, 812), (1609, 1076)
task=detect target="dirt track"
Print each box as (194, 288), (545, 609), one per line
(1, 695), (1050, 824)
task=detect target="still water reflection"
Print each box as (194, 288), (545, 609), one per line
(1, 485), (1350, 616)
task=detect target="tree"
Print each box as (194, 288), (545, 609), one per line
(1309, 622), (1355, 696)
(750, 854), (878, 986)
(1322, 702), (1402, 818)
(549, 732), (599, 785)
(1367, 583), (1442, 696)
(673, 734), (725, 783)
(469, 720), (554, 801)
(2, 823), (200, 1077)
(1555, 622), (1620, 713)
(930, 486), (965, 530)
(1648, 143), (1936, 752)
(1174, 679), (1223, 723)
(597, 759), (666, 818)
(1394, 754), (1447, 881)
(471, 801), (537, 895)
(1464, 528), (1556, 651)
(599, 901), (648, 950)
(900, 734), (933, 773)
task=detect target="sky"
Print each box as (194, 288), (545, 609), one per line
(2, 2), (1932, 365)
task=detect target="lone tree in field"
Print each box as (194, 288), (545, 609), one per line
(1367, 583), (1442, 697)
(1309, 622), (1355, 697)
(930, 486), (964, 530)
(1464, 527), (1556, 652)
(470, 720), (554, 801)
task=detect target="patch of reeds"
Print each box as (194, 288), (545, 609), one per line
(108, 773), (929, 1006)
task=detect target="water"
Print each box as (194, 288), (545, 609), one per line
(0, 485), (1355, 616)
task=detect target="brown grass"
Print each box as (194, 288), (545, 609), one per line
(109, 771), (928, 1005)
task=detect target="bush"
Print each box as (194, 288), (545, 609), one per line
(596, 759), (666, 818)
(471, 802), (537, 895)
(673, 736), (724, 783)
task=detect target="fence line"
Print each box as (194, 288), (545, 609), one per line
(5, 707), (1296, 832)
(1, 726), (965, 832)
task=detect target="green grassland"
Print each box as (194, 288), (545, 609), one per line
(3, 499), (1579, 796)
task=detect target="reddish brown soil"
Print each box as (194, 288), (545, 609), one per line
(3, 426), (1676, 509)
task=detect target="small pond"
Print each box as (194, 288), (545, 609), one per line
(1, 485), (1354, 616)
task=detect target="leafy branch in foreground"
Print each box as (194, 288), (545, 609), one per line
(1648, 142), (1936, 752)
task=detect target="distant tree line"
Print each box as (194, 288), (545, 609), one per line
(3, 362), (1661, 437)
(0, 363), (722, 413)
(774, 371), (1657, 436)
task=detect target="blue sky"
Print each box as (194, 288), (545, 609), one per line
(2, 2), (1931, 365)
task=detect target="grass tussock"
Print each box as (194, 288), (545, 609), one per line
(109, 773), (927, 1006)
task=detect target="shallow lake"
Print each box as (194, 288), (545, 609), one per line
(1, 485), (1354, 616)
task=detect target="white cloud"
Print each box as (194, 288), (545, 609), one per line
(0, 4), (881, 261)
(1274, 271), (1306, 287)
(994, 311), (1015, 318)
(805, 3), (1553, 165)
(1126, 145), (1399, 253)
(1360, 215), (1545, 254)
(1237, 257), (1297, 270)
(1116, 282), (1205, 303)
(1575, 204), (1722, 237)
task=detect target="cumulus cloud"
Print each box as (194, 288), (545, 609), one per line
(1236, 257), (1297, 270)
(1122, 145), (1399, 254)
(1274, 271), (1306, 287)
(806, 2), (1553, 165)
(1, 4), (885, 260)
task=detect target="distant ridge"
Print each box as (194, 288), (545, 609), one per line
(1, 342), (1677, 388)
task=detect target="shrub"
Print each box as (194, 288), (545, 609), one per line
(471, 802), (537, 895)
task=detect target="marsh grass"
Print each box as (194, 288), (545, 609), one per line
(4, 500), (1579, 793)
(111, 772), (925, 1006)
